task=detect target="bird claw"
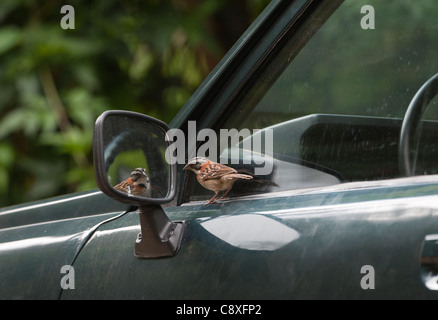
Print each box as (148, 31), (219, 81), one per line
(203, 196), (230, 206)
(203, 200), (217, 206)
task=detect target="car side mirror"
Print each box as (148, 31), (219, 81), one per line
(93, 110), (184, 258)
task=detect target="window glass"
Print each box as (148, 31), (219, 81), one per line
(189, 0), (438, 201)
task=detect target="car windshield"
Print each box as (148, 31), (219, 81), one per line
(188, 0), (438, 201)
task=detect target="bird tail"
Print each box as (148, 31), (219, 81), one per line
(232, 174), (253, 180)
(236, 168), (279, 187)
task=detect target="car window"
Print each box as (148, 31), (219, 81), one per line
(188, 0), (438, 201)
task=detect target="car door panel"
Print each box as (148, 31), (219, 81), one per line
(61, 177), (438, 299)
(0, 191), (127, 299)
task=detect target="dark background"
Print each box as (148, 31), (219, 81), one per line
(0, 0), (269, 206)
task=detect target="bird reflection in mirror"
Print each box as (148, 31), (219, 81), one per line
(114, 167), (151, 197)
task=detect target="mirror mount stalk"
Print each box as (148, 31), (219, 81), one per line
(94, 110), (184, 258)
(135, 205), (185, 259)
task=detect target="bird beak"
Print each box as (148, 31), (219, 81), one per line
(183, 163), (190, 170)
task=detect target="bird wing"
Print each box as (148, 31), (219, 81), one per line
(200, 163), (237, 180)
(221, 173), (253, 180)
(114, 179), (130, 191)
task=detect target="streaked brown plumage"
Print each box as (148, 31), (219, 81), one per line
(183, 157), (253, 205)
(114, 168), (151, 197)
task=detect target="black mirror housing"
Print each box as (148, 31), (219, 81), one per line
(93, 110), (184, 258)
(93, 110), (177, 206)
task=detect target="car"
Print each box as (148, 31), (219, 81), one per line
(1, 0), (438, 301)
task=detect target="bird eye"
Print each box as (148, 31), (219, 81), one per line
(194, 163), (202, 170)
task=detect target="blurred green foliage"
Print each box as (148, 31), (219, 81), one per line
(0, 0), (269, 206)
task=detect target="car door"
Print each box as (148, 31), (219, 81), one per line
(61, 0), (438, 299)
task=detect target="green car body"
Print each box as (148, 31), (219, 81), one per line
(1, 0), (438, 299)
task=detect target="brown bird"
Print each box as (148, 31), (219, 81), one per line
(183, 157), (253, 206)
(114, 168), (151, 197)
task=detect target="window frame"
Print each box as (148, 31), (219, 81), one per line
(176, 0), (345, 205)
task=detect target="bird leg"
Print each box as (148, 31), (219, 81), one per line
(204, 191), (219, 206)
(217, 187), (232, 200)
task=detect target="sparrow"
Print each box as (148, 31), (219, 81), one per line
(114, 167), (151, 197)
(183, 157), (253, 206)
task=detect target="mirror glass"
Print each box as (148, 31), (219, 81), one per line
(99, 113), (172, 201)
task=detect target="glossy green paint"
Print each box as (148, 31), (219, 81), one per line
(0, 191), (127, 299)
(61, 176), (438, 299)
(0, 190), (127, 229)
